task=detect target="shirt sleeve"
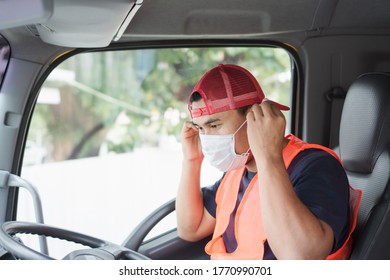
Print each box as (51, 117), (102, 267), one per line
(288, 149), (350, 253)
(201, 173), (225, 218)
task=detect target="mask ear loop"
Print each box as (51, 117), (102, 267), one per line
(233, 120), (251, 155)
(233, 120), (248, 136)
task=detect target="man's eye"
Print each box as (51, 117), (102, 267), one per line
(210, 124), (220, 129)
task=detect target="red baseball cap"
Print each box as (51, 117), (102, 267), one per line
(188, 64), (290, 118)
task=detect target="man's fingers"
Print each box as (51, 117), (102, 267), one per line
(261, 99), (285, 118)
(247, 100), (284, 123)
(184, 121), (198, 131)
(249, 103), (264, 120)
(246, 110), (255, 122)
(182, 121), (199, 138)
(260, 100), (277, 117)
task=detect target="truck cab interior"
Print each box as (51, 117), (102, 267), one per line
(0, 0), (390, 260)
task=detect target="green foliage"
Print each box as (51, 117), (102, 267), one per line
(30, 47), (291, 162)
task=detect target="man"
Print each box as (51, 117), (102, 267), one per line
(176, 64), (360, 260)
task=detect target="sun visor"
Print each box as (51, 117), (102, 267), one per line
(0, 0), (53, 30)
(35, 0), (138, 48)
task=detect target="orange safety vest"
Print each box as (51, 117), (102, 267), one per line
(205, 134), (362, 260)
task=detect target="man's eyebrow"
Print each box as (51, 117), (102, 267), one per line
(192, 118), (221, 127)
(204, 118), (221, 125)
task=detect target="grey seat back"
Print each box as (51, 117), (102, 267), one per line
(337, 72), (390, 259)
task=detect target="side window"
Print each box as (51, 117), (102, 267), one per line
(18, 47), (292, 258)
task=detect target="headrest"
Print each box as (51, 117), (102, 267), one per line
(339, 72), (390, 173)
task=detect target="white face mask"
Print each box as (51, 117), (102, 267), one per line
(199, 121), (250, 172)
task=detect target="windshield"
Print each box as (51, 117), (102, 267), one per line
(19, 46), (293, 258)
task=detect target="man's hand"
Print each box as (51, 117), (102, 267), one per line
(181, 121), (204, 162)
(246, 100), (286, 166)
(177, 122), (214, 242)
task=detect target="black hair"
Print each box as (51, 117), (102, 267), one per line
(237, 105), (251, 116)
(189, 91), (202, 103)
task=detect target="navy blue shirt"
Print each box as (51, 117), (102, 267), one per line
(202, 149), (350, 259)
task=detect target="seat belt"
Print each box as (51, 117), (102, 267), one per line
(326, 87), (346, 148)
(326, 52), (347, 149)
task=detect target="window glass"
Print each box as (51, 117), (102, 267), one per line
(19, 47), (292, 258)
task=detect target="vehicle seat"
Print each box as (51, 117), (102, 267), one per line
(336, 72), (390, 259)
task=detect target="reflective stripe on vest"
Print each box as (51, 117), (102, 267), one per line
(205, 134), (362, 260)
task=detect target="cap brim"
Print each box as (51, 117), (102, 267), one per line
(270, 100), (290, 111)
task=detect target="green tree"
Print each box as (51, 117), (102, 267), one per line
(30, 47), (291, 162)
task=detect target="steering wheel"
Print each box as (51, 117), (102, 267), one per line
(0, 221), (150, 260)
(122, 198), (175, 251)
